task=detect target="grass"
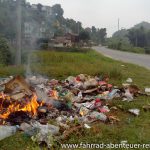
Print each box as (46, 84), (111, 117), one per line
(0, 48), (150, 150)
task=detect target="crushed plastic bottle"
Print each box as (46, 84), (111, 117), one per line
(0, 126), (18, 141)
(107, 89), (119, 100)
(90, 111), (107, 121)
(145, 88), (150, 93)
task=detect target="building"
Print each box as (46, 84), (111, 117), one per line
(52, 33), (79, 47)
(31, 4), (38, 10)
(65, 33), (79, 43)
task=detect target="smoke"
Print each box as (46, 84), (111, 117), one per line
(16, 1), (56, 77)
(16, 0), (22, 65)
(25, 52), (32, 77)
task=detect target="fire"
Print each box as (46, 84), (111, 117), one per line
(0, 93), (40, 119)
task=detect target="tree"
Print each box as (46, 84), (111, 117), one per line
(97, 28), (107, 44)
(92, 26), (96, 34)
(128, 26), (147, 47)
(79, 30), (90, 42)
(52, 4), (64, 16)
(0, 36), (11, 65)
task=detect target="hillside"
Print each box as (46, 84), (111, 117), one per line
(113, 21), (150, 37)
(133, 21), (150, 30)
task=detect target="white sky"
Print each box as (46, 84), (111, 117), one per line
(27, 0), (150, 36)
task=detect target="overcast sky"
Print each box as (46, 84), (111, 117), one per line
(27, 0), (150, 36)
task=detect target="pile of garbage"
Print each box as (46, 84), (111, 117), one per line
(0, 74), (150, 148)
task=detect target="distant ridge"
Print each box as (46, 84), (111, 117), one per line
(112, 21), (150, 37)
(133, 21), (150, 30)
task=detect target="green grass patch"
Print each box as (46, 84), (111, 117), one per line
(0, 49), (150, 150)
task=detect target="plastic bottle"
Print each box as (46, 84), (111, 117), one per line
(90, 111), (107, 121)
(0, 126), (18, 141)
(107, 89), (119, 99)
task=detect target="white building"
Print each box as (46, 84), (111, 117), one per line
(42, 6), (52, 17)
(31, 4), (38, 10)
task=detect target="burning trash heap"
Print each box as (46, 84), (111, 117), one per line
(0, 74), (149, 148)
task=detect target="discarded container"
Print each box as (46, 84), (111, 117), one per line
(0, 126), (18, 141)
(28, 76), (48, 85)
(4, 76), (32, 96)
(124, 89), (133, 101)
(99, 81), (107, 86)
(78, 91), (83, 99)
(31, 122), (60, 136)
(82, 99), (102, 110)
(96, 91), (109, 99)
(90, 111), (107, 121)
(126, 78), (133, 83)
(76, 74), (86, 81)
(66, 76), (76, 85)
(128, 109), (140, 116)
(48, 90), (58, 99)
(107, 89), (119, 100)
(145, 88), (150, 93)
(83, 78), (98, 89)
(94, 99), (102, 108)
(79, 107), (89, 116)
(122, 83), (130, 87)
(20, 123), (32, 132)
(82, 101), (95, 109)
(38, 106), (47, 113)
(69, 116), (74, 122)
(64, 91), (74, 102)
(84, 124), (91, 129)
(31, 129), (54, 148)
(98, 106), (110, 113)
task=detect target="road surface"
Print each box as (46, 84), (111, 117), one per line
(93, 46), (150, 70)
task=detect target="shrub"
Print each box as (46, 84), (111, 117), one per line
(130, 47), (145, 53)
(145, 47), (150, 54)
(0, 36), (11, 65)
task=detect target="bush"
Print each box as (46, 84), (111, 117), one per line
(0, 36), (11, 65)
(145, 47), (150, 54)
(107, 37), (145, 54)
(130, 47), (145, 53)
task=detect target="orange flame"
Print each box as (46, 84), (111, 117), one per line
(0, 93), (39, 119)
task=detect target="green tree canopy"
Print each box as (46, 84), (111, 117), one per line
(79, 30), (90, 41)
(0, 36), (11, 65)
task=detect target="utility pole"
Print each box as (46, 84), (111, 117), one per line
(118, 18), (120, 31)
(77, 22), (80, 35)
(16, 0), (22, 65)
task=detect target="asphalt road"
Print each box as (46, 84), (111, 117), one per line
(93, 46), (150, 70)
